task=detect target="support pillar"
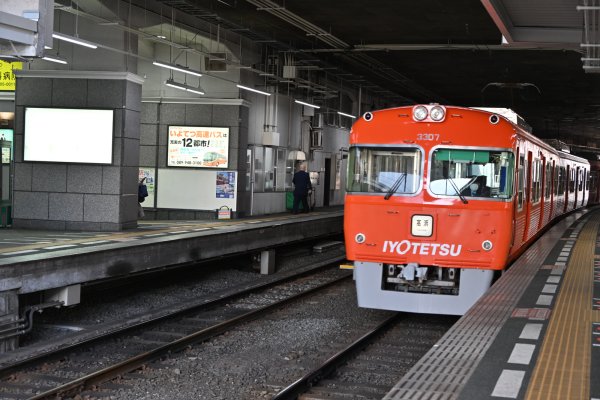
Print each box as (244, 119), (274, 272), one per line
(0, 290), (19, 352)
(260, 249), (276, 275)
(12, 70), (144, 231)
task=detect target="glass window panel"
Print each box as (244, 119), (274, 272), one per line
(430, 148), (513, 199)
(346, 147), (421, 194)
(264, 147), (274, 192)
(275, 148), (287, 191)
(254, 145), (265, 192)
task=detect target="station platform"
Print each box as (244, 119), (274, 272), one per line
(0, 208), (343, 351)
(384, 206), (600, 400)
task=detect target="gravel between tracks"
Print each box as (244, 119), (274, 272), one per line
(111, 279), (391, 400)
(15, 246), (403, 399)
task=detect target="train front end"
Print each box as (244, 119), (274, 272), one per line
(344, 105), (517, 315)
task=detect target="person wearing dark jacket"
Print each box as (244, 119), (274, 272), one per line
(292, 162), (312, 214)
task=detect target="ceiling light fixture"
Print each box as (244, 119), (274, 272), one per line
(295, 99), (320, 109)
(52, 33), (98, 49)
(153, 61), (202, 77)
(337, 111), (356, 119)
(42, 55), (68, 64)
(165, 79), (205, 95)
(236, 84), (271, 96)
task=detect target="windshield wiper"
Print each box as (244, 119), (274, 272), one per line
(384, 172), (407, 200)
(447, 177), (468, 204)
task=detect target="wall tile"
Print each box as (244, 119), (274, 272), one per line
(67, 165), (102, 193)
(49, 193), (83, 221)
(32, 164), (66, 192)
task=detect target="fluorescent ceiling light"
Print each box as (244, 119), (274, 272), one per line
(236, 84), (271, 96)
(52, 33), (98, 49)
(337, 111), (356, 119)
(153, 61), (202, 77)
(42, 55), (67, 64)
(165, 79), (205, 95)
(295, 99), (320, 109)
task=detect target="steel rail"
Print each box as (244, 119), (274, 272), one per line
(27, 273), (351, 400)
(272, 313), (401, 400)
(0, 254), (345, 376)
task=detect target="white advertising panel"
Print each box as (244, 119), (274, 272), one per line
(167, 126), (229, 168)
(24, 108), (114, 164)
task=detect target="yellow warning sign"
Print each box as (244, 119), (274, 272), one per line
(0, 60), (22, 91)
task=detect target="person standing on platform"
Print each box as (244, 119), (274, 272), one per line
(292, 162), (312, 214)
(138, 177), (148, 218)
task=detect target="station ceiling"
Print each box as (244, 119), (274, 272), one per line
(139, 0), (600, 151)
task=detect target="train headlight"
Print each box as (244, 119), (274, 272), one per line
(413, 105), (428, 121)
(355, 233), (366, 244)
(482, 240), (493, 251)
(429, 106), (446, 121)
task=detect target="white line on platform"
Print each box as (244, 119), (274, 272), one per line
(536, 294), (553, 306)
(492, 370), (525, 398)
(81, 240), (111, 245)
(507, 343), (536, 365)
(2, 249), (40, 255)
(519, 323), (543, 340)
(43, 244), (77, 250)
(542, 284), (558, 294)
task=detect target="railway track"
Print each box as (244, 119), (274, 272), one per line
(272, 313), (457, 400)
(0, 256), (347, 400)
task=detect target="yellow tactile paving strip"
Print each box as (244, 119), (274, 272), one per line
(0, 213), (301, 255)
(525, 212), (600, 400)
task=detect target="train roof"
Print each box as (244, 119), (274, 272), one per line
(470, 107), (532, 134)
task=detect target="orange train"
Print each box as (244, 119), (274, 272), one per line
(344, 105), (591, 315)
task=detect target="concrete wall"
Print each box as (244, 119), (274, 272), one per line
(11, 71), (143, 231)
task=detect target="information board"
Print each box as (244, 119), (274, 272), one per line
(167, 126), (229, 168)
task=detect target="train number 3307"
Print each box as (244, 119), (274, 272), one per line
(416, 133), (440, 141)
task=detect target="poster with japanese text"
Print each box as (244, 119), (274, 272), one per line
(216, 171), (236, 198)
(168, 126), (229, 168)
(0, 60), (21, 91)
(138, 168), (156, 206)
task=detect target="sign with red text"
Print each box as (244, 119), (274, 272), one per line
(167, 126), (229, 168)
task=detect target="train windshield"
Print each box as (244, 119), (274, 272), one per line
(429, 148), (514, 199)
(346, 147), (421, 194)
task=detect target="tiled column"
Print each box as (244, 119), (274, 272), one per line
(12, 71), (143, 231)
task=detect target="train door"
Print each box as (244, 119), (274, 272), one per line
(523, 151), (533, 242)
(574, 166), (580, 207)
(564, 164), (570, 213)
(538, 156), (546, 230)
(548, 160), (555, 219)
(579, 168), (587, 207)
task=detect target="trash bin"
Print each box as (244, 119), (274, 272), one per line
(216, 205), (231, 220)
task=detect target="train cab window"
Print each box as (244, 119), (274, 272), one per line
(346, 146), (422, 195)
(429, 148), (513, 199)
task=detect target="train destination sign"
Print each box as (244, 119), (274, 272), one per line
(167, 126), (229, 168)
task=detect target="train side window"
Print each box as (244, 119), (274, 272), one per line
(545, 162), (552, 199)
(586, 169), (591, 190)
(579, 169), (584, 191)
(531, 158), (541, 203)
(517, 155), (525, 209)
(558, 166), (566, 194)
(570, 168), (576, 193)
